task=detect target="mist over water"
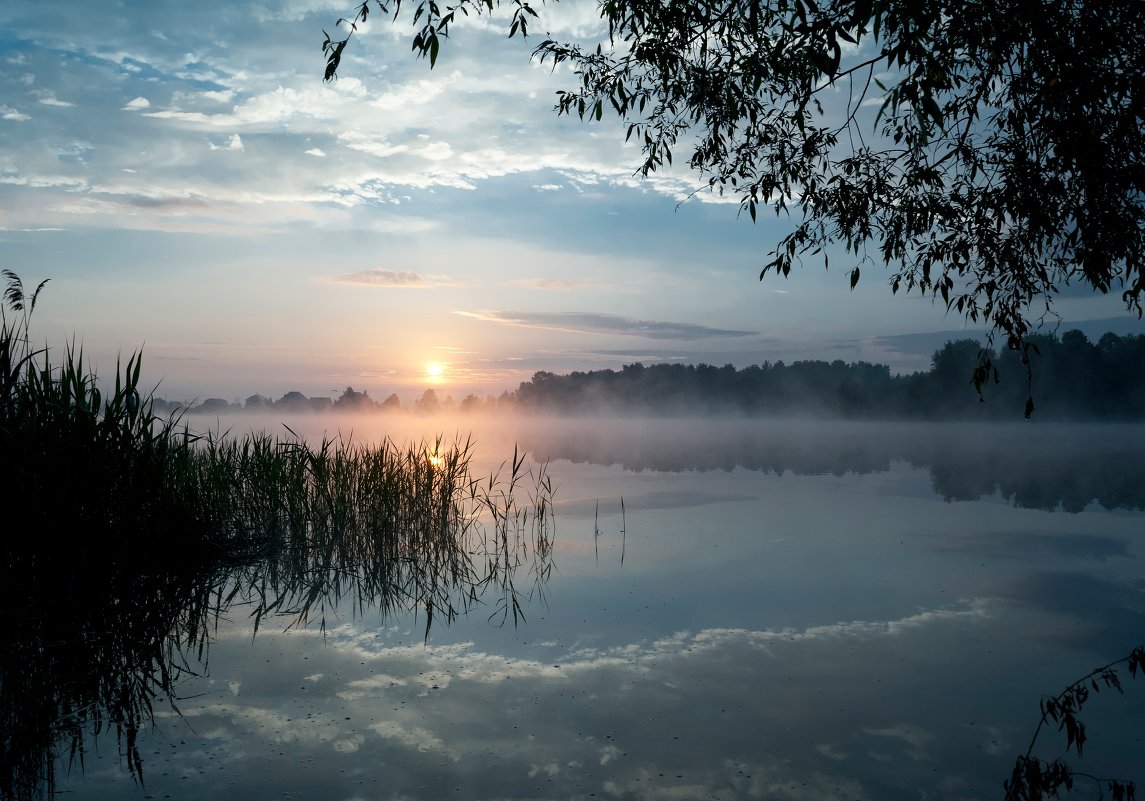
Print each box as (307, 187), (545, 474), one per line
(213, 413), (1145, 512)
(50, 414), (1145, 799)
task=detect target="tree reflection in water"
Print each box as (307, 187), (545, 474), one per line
(520, 419), (1145, 512)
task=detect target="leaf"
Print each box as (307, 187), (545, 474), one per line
(922, 94), (943, 124)
(323, 40), (346, 82)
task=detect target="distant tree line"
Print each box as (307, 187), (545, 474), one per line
(165, 330), (1145, 420)
(510, 330), (1145, 419)
(164, 385), (512, 416)
(159, 387), (401, 416)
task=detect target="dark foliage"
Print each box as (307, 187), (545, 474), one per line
(1006, 646), (1145, 801)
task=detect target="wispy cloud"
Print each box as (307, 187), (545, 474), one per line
(327, 269), (456, 288)
(325, 599), (991, 675)
(456, 310), (757, 340)
(122, 96), (151, 111)
(1, 106), (31, 121)
(33, 90), (74, 108)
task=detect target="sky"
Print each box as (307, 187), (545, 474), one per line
(1, 0), (1141, 404)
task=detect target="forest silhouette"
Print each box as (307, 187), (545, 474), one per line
(174, 330), (1145, 420)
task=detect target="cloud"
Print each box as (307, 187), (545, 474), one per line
(370, 720), (458, 759)
(34, 91), (74, 108)
(1, 106), (31, 121)
(200, 89), (236, 103)
(367, 77), (449, 111)
(327, 269), (456, 288)
(74, 588), (1003, 799)
(418, 140), (453, 161)
(142, 108), (214, 124)
(209, 134), (244, 151)
(455, 310), (757, 340)
(336, 131), (410, 159)
(250, 0), (359, 22)
(0, 12), (723, 242)
(323, 599), (992, 678)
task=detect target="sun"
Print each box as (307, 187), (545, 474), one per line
(425, 361), (445, 382)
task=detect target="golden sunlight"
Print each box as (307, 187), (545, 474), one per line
(425, 361), (445, 382)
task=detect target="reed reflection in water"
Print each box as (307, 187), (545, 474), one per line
(0, 434), (554, 801)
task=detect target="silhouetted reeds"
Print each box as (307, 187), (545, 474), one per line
(0, 272), (555, 800)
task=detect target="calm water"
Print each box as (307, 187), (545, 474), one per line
(52, 418), (1145, 800)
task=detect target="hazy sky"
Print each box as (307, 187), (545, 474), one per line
(1, 1), (1140, 402)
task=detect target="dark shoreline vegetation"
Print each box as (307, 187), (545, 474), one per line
(0, 273), (554, 800)
(171, 331), (1145, 420)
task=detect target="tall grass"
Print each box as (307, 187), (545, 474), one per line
(0, 272), (555, 800)
(204, 430), (555, 638)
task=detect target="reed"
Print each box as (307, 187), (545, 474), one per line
(0, 272), (555, 800)
(1, 269), (553, 603)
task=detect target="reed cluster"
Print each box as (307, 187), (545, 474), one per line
(0, 269), (553, 608)
(0, 272), (554, 800)
(204, 431), (555, 638)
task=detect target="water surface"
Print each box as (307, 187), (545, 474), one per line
(49, 418), (1145, 799)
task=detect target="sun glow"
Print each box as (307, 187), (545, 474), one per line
(425, 361), (445, 382)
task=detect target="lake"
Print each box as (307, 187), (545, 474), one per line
(44, 417), (1145, 799)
